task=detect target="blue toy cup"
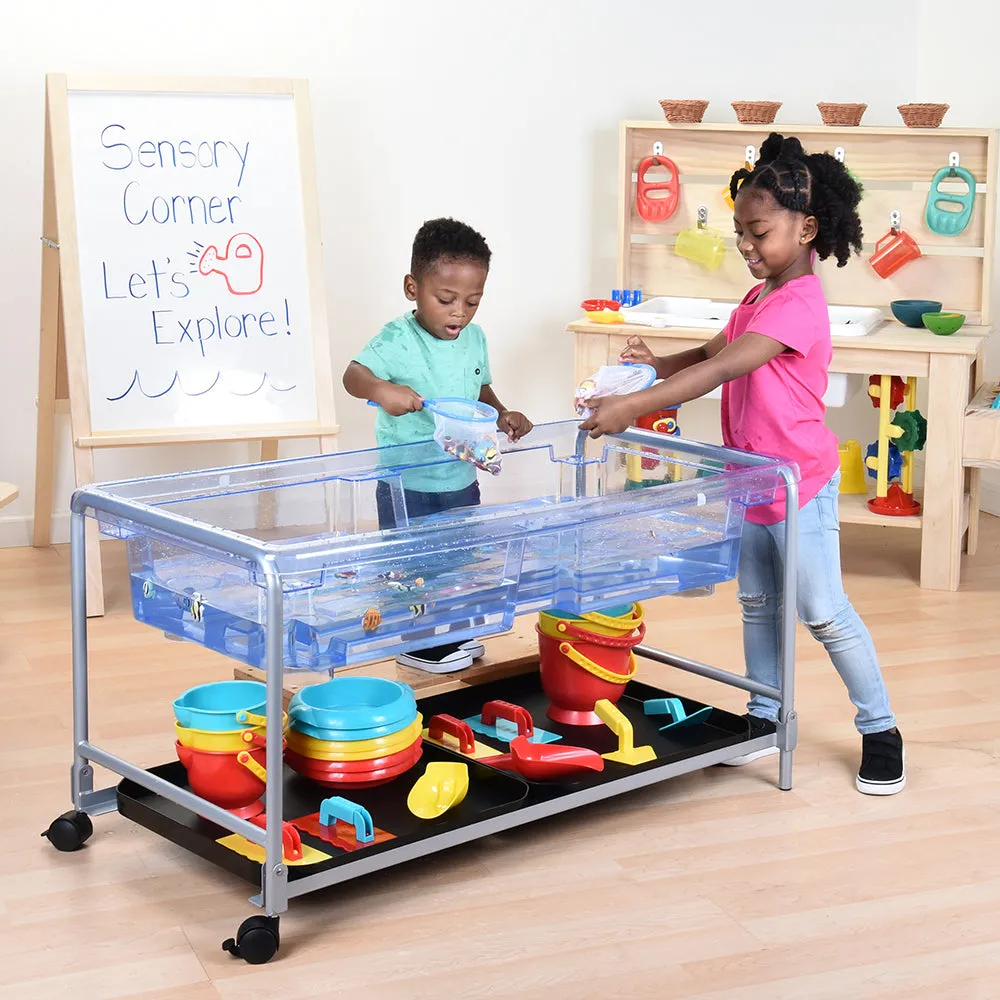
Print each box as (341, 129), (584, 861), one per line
(172, 680), (267, 731)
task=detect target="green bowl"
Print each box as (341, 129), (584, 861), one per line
(921, 311), (965, 336)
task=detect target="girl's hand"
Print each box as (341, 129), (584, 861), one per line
(618, 335), (656, 367)
(578, 395), (637, 439)
(499, 410), (533, 442)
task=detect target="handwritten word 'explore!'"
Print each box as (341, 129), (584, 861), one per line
(101, 124), (250, 227)
(151, 299), (294, 358)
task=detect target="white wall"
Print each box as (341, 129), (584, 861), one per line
(2, 0), (994, 546)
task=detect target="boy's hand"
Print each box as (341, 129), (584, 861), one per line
(618, 335), (656, 368)
(578, 395), (637, 439)
(374, 383), (424, 416)
(499, 410), (533, 442)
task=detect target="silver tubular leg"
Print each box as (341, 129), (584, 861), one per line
(70, 511), (95, 809)
(261, 569), (288, 915)
(777, 469), (799, 790)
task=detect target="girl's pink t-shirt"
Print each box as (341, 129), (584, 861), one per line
(720, 273), (839, 525)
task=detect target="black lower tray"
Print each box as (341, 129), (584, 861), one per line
(418, 673), (758, 800)
(117, 670), (769, 886)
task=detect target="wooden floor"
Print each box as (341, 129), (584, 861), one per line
(2, 518), (999, 1000)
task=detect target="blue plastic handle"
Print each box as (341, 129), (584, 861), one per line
(319, 796), (374, 843)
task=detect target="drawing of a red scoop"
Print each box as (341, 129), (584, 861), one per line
(198, 233), (264, 295)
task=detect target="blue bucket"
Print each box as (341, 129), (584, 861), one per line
(172, 680), (267, 731)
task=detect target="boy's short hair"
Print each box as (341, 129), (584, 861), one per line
(410, 218), (491, 278)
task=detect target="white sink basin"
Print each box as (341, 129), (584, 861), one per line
(621, 296), (871, 407)
(699, 373), (863, 407)
(622, 296), (884, 338)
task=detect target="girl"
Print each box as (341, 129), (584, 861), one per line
(580, 133), (904, 795)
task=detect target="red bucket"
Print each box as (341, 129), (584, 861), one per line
(175, 741), (268, 818)
(537, 621), (644, 726)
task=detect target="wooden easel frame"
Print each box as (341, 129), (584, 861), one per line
(33, 74), (339, 616)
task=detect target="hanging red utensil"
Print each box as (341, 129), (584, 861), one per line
(636, 142), (680, 223)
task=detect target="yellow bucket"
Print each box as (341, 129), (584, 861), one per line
(285, 715), (424, 761)
(174, 712), (287, 753)
(538, 603), (644, 639)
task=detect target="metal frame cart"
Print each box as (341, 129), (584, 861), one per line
(44, 423), (799, 964)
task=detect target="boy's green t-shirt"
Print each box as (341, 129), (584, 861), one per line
(353, 312), (493, 492)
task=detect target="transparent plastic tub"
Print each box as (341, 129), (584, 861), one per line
(77, 421), (798, 671)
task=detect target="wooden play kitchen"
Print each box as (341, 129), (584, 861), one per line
(569, 121), (999, 591)
(43, 421), (803, 964)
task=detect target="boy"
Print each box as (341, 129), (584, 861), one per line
(343, 217), (532, 672)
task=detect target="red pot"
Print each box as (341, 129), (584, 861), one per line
(537, 622), (644, 726)
(175, 740), (267, 818)
(284, 738), (423, 775)
(285, 741), (423, 788)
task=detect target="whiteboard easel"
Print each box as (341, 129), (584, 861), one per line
(33, 75), (339, 616)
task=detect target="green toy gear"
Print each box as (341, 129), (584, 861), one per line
(891, 409), (927, 452)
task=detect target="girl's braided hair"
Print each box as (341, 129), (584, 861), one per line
(729, 133), (863, 267)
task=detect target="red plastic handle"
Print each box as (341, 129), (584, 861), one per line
(479, 700), (534, 738)
(636, 154), (680, 223)
(427, 714), (476, 754)
(873, 231), (898, 254)
(250, 814), (303, 862)
(580, 298), (621, 312)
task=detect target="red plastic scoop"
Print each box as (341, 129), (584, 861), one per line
(488, 736), (605, 780)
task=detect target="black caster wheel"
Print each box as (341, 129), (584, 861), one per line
(41, 810), (94, 852)
(222, 915), (280, 964)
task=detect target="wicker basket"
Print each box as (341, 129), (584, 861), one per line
(898, 103), (950, 128)
(732, 101), (781, 125)
(658, 99), (709, 123)
(817, 102), (867, 126)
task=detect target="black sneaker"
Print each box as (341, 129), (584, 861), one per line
(857, 728), (905, 795)
(721, 713), (779, 766)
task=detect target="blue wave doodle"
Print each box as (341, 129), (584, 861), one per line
(107, 371), (295, 402)
(228, 373), (296, 396)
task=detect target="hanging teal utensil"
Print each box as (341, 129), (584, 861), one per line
(925, 152), (976, 237)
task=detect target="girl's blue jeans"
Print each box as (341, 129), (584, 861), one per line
(737, 471), (896, 735)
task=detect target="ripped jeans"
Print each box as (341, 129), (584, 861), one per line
(737, 471), (895, 734)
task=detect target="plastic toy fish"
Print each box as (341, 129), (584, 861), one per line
(335, 570), (358, 580)
(574, 378), (598, 416)
(409, 604), (426, 617)
(186, 593), (205, 623)
(362, 607), (382, 631)
(440, 434), (502, 476)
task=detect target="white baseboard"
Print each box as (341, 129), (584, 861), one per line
(0, 513), (70, 548)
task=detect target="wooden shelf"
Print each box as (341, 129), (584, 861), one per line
(839, 490), (972, 533)
(838, 491), (921, 529)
